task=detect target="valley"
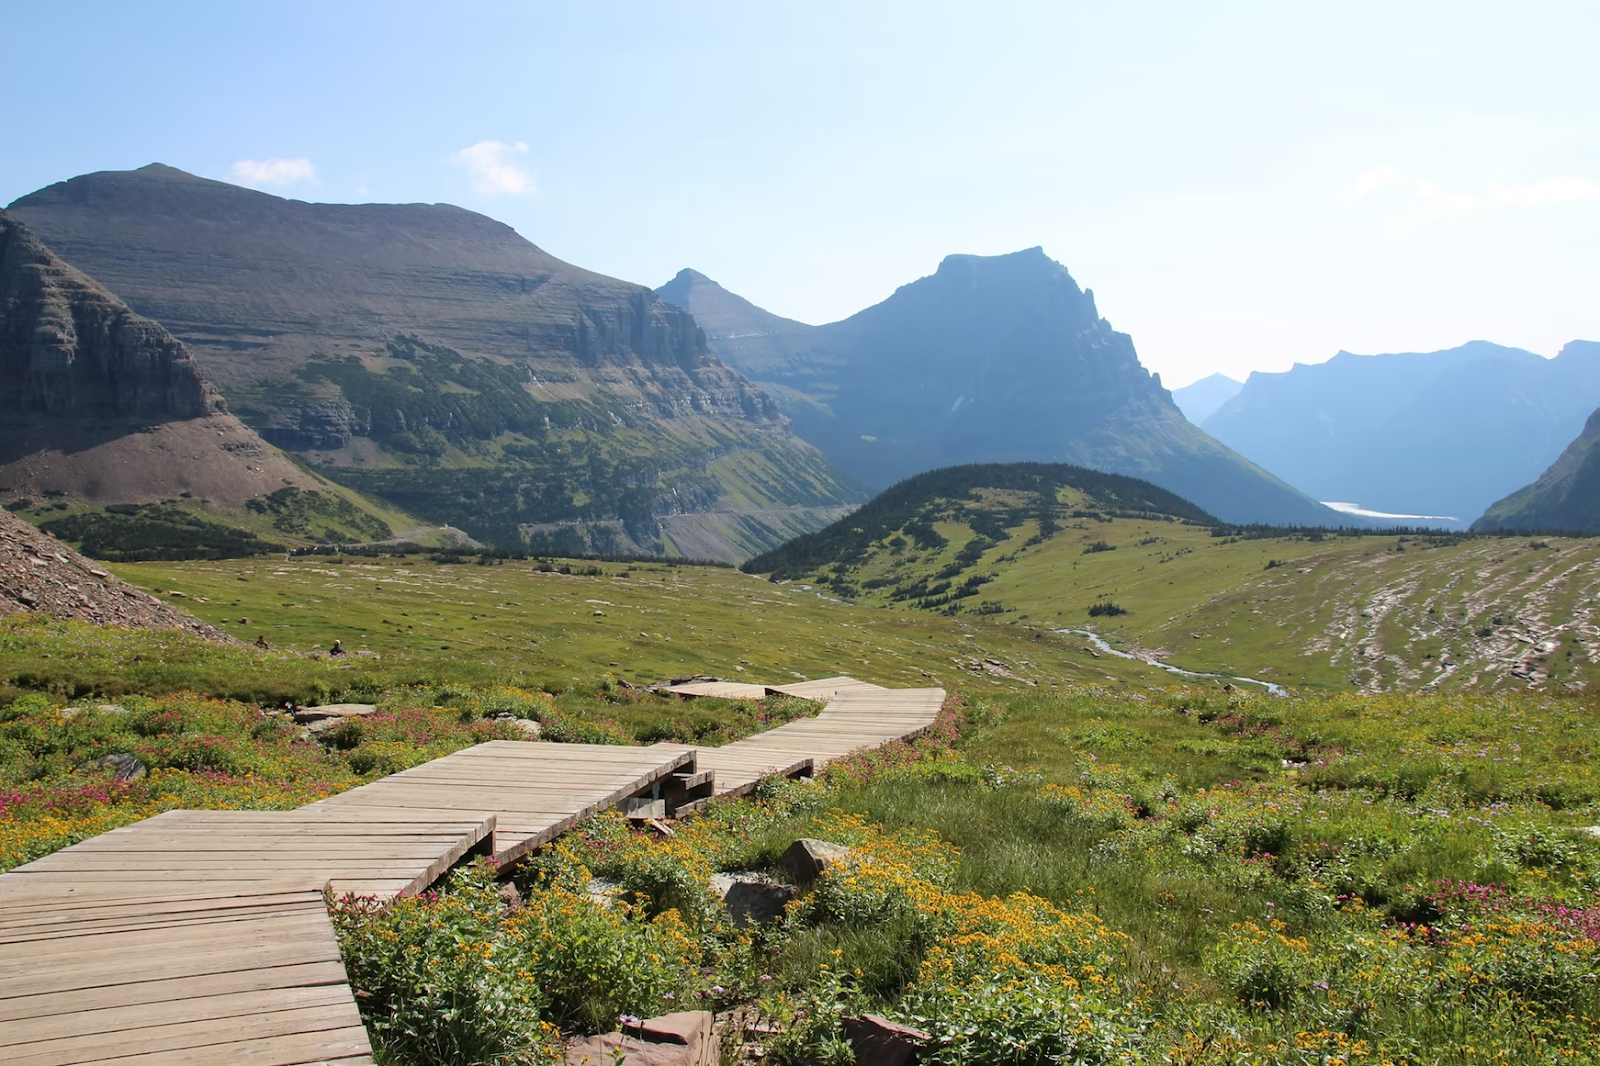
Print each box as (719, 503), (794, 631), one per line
(743, 464), (1600, 694)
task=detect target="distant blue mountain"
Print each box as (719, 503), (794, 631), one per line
(1172, 373), (1243, 424)
(1202, 341), (1600, 525)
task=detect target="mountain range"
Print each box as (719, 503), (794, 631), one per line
(1171, 372), (1243, 424)
(8, 165), (862, 559)
(1202, 341), (1600, 526)
(657, 251), (1339, 527)
(1475, 405), (1600, 532)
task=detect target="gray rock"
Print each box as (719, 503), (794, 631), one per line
(292, 703), (377, 724)
(721, 880), (798, 927)
(843, 1014), (930, 1066)
(494, 715), (541, 739)
(85, 753), (146, 781)
(781, 838), (853, 883)
(567, 1010), (718, 1066)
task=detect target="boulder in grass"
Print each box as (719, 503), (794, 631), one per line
(842, 1014), (930, 1066)
(291, 703), (377, 725)
(722, 880), (799, 927)
(781, 838), (853, 883)
(566, 1010), (718, 1066)
(85, 753), (146, 781)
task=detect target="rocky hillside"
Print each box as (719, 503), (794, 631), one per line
(10, 166), (862, 557)
(0, 209), (347, 512)
(1474, 407), (1600, 532)
(0, 508), (230, 637)
(1203, 341), (1600, 525)
(659, 250), (1338, 527)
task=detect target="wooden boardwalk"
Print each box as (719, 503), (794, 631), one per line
(696, 683), (944, 795)
(0, 679), (943, 1065)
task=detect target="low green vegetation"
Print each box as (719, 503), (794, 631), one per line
(299, 335), (862, 550)
(52, 553), (1181, 695)
(37, 503), (287, 561)
(333, 685), (1600, 1064)
(742, 465), (1600, 693)
(7, 477), (414, 557)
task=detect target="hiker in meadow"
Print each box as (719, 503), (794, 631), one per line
(329, 639), (345, 656)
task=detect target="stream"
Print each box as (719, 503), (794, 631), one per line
(1059, 629), (1287, 696)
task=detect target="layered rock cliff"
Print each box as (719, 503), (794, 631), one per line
(10, 166), (861, 556)
(0, 209), (216, 421)
(0, 210), (340, 510)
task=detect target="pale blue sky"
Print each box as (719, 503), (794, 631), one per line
(5, 1), (1597, 387)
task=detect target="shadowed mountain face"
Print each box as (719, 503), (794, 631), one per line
(0, 209), (324, 506)
(658, 250), (1338, 527)
(1474, 406), (1600, 532)
(1172, 373), (1242, 425)
(1203, 341), (1600, 525)
(655, 268), (817, 378)
(9, 165), (862, 557)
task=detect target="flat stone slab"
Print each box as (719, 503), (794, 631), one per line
(293, 703), (378, 724)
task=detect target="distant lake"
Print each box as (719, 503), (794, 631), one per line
(1323, 501), (1460, 523)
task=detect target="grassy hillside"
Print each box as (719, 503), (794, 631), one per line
(0, 552), (1207, 704)
(742, 466), (1600, 693)
(3, 473), (432, 561)
(1475, 405), (1600, 533)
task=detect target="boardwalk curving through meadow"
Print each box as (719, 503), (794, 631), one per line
(0, 678), (943, 1065)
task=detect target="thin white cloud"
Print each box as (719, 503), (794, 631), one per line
(447, 140), (536, 194)
(1342, 167), (1600, 212)
(1342, 165), (1407, 201)
(1486, 175), (1600, 206)
(230, 157), (316, 188)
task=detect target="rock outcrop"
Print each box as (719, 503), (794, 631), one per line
(0, 507), (231, 638)
(0, 208), (216, 420)
(658, 251), (1338, 527)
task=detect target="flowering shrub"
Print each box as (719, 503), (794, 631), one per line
(332, 857), (699, 1060)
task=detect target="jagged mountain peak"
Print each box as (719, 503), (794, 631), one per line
(857, 247), (1101, 332)
(667, 251), (1336, 526)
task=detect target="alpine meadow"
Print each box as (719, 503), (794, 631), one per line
(3, 7), (1600, 1066)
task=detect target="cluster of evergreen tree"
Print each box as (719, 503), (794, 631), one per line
(41, 506), (286, 562)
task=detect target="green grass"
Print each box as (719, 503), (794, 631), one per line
(323, 683), (1600, 1064)
(746, 481), (1600, 692)
(19, 553), (1189, 699)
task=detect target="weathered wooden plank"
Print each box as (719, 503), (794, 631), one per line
(0, 961), (350, 1024)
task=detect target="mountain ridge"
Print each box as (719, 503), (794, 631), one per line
(658, 250), (1342, 527)
(1203, 340), (1600, 524)
(1473, 406), (1600, 532)
(10, 165), (864, 558)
